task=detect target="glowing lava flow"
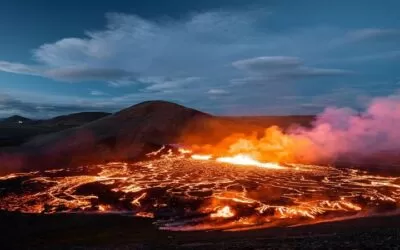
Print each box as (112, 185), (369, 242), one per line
(210, 206), (235, 218)
(216, 154), (284, 170)
(190, 152), (285, 170)
(0, 146), (399, 232)
(191, 154), (212, 160)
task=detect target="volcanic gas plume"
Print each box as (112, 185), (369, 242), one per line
(191, 96), (400, 167)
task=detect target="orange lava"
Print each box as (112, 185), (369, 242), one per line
(210, 206), (235, 218)
(191, 154), (212, 160)
(135, 212), (155, 218)
(0, 145), (399, 231)
(98, 204), (111, 212)
(216, 154), (284, 169)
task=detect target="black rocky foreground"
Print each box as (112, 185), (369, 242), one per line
(0, 211), (399, 249)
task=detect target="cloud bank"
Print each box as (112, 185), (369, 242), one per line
(0, 11), (353, 87)
(0, 10), (399, 117)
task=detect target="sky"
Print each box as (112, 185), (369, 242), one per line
(0, 0), (399, 118)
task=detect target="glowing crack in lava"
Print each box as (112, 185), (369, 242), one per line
(0, 147), (399, 231)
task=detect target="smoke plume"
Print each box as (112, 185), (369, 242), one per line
(293, 96), (400, 162)
(212, 95), (400, 166)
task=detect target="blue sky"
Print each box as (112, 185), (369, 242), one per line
(0, 0), (399, 118)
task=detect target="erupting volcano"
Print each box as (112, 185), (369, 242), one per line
(1, 1), (400, 247)
(0, 100), (400, 232)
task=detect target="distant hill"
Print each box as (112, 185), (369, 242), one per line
(1, 115), (32, 124)
(0, 112), (111, 149)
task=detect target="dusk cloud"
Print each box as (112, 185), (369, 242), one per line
(0, 11), (358, 89)
(90, 90), (107, 96)
(231, 56), (352, 85)
(0, 61), (41, 76)
(44, 67), (135, 82)
(140, 77), (202, 92)
(232, 56), (302, 72)
(207, 89), (230, 95)
(346, 28), (400, 42)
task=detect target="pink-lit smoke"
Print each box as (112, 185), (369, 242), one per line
(216, 95), (400, 167)
(290, 96), (400, 164)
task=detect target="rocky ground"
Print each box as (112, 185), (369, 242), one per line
(1, 212), (399, 249)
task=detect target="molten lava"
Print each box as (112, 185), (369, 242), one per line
(216, 154), (284, 169)
(191, 154), (212, 160)
(0, 144), (399, 231)
(210, 206), (235, 218)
